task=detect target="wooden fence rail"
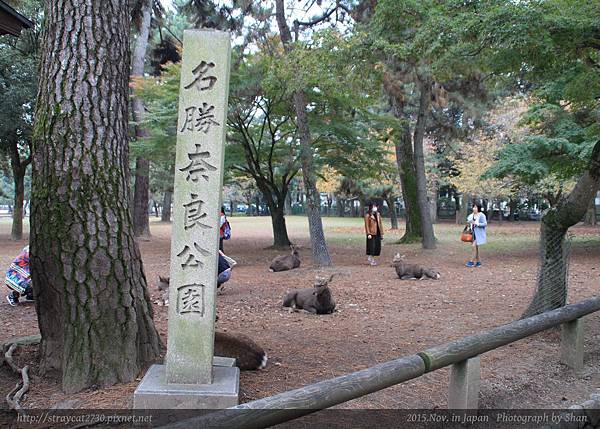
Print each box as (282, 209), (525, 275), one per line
(158, 295), (600, 429)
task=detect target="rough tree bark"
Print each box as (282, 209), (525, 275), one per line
(454, 193), (462, 224)
(269, 204), (291, 248)
(413, 77), (436, 249)
(274, 0), (331, 266)
(508, 198), (517, 221)
(336, 196), (345, 217)
(523, 141), (600, 317)
(131, 0), (152, 238)
(133, 157), (151, 237)
(257, 183), (291, 248)
(394, 116), (422, 242)
(9, 143), (31, 241)
(385, 77), (422, 242)
(31, 0), (161, 393)
(161, 190), (172, 222)
(457, 194), (471, 224)
(429, 186), (438, 224)
(496, 199), (503, 224)
(284, 192), (292, 215)
(386, 195), (399, 230)
(583, 196), (596, 225)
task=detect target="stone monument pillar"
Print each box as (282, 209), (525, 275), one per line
(134, 29), (239, 409)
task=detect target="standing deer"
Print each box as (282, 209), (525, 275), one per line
(269, 245), (301, 272)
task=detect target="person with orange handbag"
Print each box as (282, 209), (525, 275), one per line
(466, 203), (487, 267)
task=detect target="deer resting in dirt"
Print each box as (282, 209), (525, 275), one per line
(215, 331), (268, 370)
(282, 274), (336, 314)
(269, 245), (301, 272)
(392, 253), (440, 280)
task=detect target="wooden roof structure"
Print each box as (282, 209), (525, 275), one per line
(0, 0), (33, 36)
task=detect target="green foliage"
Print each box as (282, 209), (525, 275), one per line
(132, 62), (179, 163)
(0, 48), (36, 152)
(486, 103), (597, 186)
(453, 1), (600, 197)
(0, 0), (41, 206)
(226, 51), (300, 196)
(372, 0), (600, 204)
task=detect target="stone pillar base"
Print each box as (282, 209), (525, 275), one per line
(133, 364), (239, 409)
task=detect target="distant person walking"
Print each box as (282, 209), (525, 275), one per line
(364, 202), (384, 266)
(466, 203), (487, 267)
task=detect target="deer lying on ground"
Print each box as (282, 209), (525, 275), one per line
(215, 331), (268, 370)
(282, 274), (336, 314)
(269, 245), (301, 272)
(156, 277), (267, 370)
(391, 253), (440, 280)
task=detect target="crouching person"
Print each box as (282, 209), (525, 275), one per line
(217, 250), (236, 289)
(5, 245), (33, 306)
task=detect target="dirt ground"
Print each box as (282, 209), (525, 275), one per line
(0, 216), (599, 411)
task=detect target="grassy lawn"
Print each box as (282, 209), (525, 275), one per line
(2, 215), (599, 254)
(222, 215), (600, 253)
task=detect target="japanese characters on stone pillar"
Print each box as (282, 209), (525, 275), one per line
(166, 29), (231, 385)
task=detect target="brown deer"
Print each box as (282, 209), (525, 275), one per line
(215, 331), (268, 370)
(269, 245), (301, 272)
(392, 253), (441, 280)
(282, 274), (336, 314)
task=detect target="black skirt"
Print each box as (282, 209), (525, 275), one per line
(366, 234), (381, 256)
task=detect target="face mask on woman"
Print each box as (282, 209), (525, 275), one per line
(372, 207), (378, 213)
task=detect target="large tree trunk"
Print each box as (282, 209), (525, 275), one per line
(131, 0), (152, 238)
(388, 92), (422, 242)
(429, 186), (438, 224)
(275, 0), (331, 266)
(496, 199), (503, 224)
(454, 193), (461, 224)
(258, 184), (292, 248)
(31, 0), (161, 393)
(413, 78), (436, 249)
(583, 196), (596, 225)
(292, 87), (331, 265)
(270, 205), (291, 248)
(9, 144), (30, 241)
(457, 194), (471, 225)
(523, 142), (600, 317)
(386, 195), (399, 230)
(11, 170), (25, 241)
(133, 157), (151, 237)
(161, 190), (172, 222)
(336, 195), (344, 217)
(284, 192), (292, 215)
(153, 198), (160, 218)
